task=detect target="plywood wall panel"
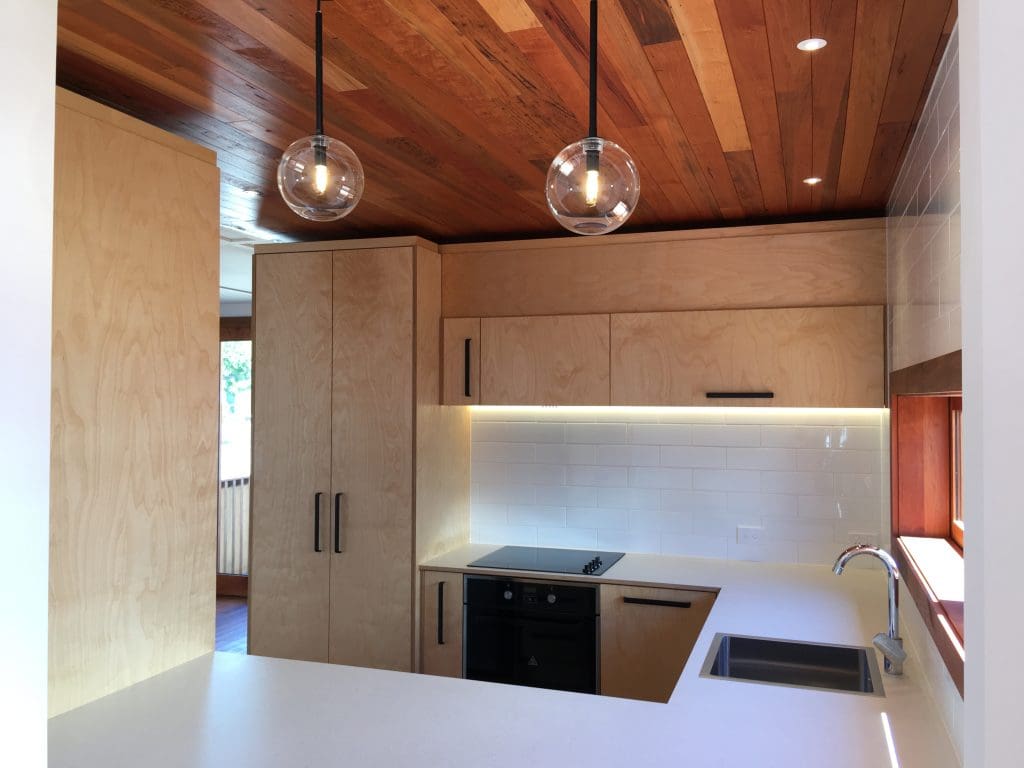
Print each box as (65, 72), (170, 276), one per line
(49, 90), (219, 716)
(442, 221), (885, 318)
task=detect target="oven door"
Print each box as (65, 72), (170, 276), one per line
(463, 579), (598, 694)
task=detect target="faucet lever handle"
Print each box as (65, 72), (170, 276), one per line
(873, 632), (907, 664)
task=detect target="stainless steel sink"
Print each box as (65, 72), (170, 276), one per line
(699, 633), (884, 697)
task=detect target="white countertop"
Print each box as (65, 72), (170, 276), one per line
(49, 545), (958, 767)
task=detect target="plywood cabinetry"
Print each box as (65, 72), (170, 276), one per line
(610, 306), (884, 407)
(250, 241), (470, 672)
(49, 89), (219, 716)
(249, 252), (333, 663)
(600, 585), (717, 703)
(479, 315), (611, 405)
(442, 318), (481, 405)
(420, 570), (464, 678)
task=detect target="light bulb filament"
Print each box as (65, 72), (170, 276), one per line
(314, 164), (329, 194)
(585, 169), (600, 207)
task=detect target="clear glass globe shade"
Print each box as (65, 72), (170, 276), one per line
(545, 137), (640, 235)
(278, 134), (364, 222)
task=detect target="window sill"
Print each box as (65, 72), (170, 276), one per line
(895, 536), (964, 695)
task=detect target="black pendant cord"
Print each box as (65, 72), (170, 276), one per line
(588, 0), (598, 139)
(315, 0), (324, 137)
(314, 0), (328, 171)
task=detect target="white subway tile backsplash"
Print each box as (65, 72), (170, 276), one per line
(628, 467), (693, 490)
(508, 505), (566, 527)
(537, 527), (598, 549)
(507, 463), (565, 485)
(566, 423), (627, 444)
(694, 469), (761, 493)
(628, 423), (692, 445)
(597, 444), (660, 466)
(660, 445), (727, 468)
(566, 465), (629, 487)
(628, 508), (691, 534)
(469, 409), (887, 566)
(566, 507), (629, 530)
(661, 489), (728, 514)
(597, 486), (662, 510)
(761, 471), (835, 496)
(691, 424), (761, 447)
(728, 447), (797, 471)
(534, 444), (597, 465)
(534, 484), (599, 508)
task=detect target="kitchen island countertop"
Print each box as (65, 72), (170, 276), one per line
(49, 544), (959, 767)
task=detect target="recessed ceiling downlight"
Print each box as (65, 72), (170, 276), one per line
(803, 177), (823, 186)
(797, 38), (828, 52)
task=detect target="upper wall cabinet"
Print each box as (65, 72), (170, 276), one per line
(443, 315), (610, 405)
(611, 307), (885, 408)
(482, 315), (610, 406)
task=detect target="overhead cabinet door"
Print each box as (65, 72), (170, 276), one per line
(250, 252), (333, 663)
(480, 314), (611, 405)
(610, 306), (884, 407)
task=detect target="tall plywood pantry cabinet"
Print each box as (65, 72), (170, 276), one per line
(249, 239), (470, 671)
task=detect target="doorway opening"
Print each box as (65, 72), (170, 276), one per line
(217, 318), (251, 652)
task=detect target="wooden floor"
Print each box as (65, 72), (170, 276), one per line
(215, 597), (248, 654)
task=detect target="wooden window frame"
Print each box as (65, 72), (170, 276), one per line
(889, 351), (963, 693)
(949, 397), (964, 549)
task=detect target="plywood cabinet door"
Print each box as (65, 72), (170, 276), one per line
(329, 247), (415, 671)
(420, 570), (464, 677)
(600, 585), (716, 703)
(442, 318), (481, 405)
(480, 314), (611, 405)
(250, 252), (333, 663)
(610, 306), (884, 407)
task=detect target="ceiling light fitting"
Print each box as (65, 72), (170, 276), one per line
(278, 0), (364, 221)
(545, 0), (639, 235)
(796, 38), (828, 52)
(803, 177), (823, 186)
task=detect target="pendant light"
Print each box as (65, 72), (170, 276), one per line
(545, 0), (639, 235)
(278, 0), (364, 222)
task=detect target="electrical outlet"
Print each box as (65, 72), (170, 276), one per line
(737, 525), (764, 545)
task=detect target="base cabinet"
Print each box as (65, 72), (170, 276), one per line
(600, 585), (717, 703)
(420, 570), (464, 677)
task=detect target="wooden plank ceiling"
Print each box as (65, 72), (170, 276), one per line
(56, 0), (957, 242)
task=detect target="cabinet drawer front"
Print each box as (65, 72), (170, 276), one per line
(600, 585), (717, 703)
(610, 306), (883, 407)
(480, 314), (611, 405)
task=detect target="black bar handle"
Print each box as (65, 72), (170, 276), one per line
(333, 492), (344, 554)
(463, 338), (472, 398)
(705, 392), (775, 399)
(623, 596), (692, 609)
(314, 492), (324, 552)
(437, 581), (445, 645)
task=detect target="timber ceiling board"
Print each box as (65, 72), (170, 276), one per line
(56, 0), (956, 242)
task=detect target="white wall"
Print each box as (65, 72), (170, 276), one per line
(960, 2), (1024, 766)
(0, 1), (57, 765)
(470, 408), (889, 565)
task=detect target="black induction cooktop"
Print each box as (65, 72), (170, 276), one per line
(467, 546), (625, 576)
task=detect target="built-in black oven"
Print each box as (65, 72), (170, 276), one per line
(463, 575), (599, 694)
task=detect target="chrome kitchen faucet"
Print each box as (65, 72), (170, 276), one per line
(832, 544), (907, 675)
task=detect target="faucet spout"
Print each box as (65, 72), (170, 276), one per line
(832, 544), (904, 675)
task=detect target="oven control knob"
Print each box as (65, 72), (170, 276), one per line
(503, 589), (513, 601)
(547, 593), (557, 604)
